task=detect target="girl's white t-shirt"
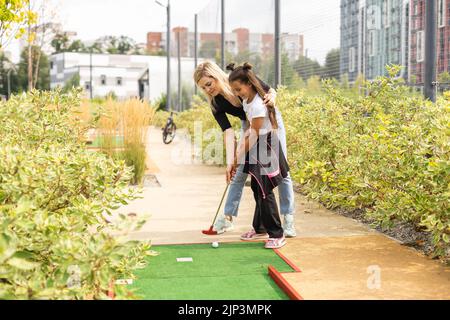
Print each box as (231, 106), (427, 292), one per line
(242, 94), (273, 134)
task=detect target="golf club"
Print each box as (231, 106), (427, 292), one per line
(202, 183), (230, 235)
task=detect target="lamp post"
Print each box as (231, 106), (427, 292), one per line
(6, 63), (17, 100)
(156, 0), (171, 111)
(274, 0), (281, 88)
(89, 48), (93, 99)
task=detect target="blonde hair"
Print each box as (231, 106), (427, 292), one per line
(194, 61), (241, 111)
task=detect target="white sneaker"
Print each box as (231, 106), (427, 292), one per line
(265, 236), (286, 249)
(213, 215), (234, 234)
(283, 214), (297, 238)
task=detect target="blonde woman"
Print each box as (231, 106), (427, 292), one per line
(193, 61), (296, 238)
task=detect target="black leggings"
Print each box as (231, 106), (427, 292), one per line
(251, 177), (284, 239)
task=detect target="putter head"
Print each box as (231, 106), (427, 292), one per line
(201, 227), (218, 235)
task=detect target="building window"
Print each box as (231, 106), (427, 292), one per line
(417, 30), (425, 62)
(349, 47), (356, 73)
(368, 30), (377, 57)
(438, 0), (446, 27)
(383, 0), (391, 28)
(84, 82), (90, 90)
(100, 75), (106, 85)
(50, 61), (54, 69)
(116, 77), (122, 86)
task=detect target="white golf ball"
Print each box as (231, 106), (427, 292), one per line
(212, 241), (219, 248)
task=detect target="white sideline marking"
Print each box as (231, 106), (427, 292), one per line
(176, 257), (193, 262)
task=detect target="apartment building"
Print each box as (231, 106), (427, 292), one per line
(147, 27), (304, 61)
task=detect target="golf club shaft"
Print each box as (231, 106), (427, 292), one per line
(211, 183), (229, 226)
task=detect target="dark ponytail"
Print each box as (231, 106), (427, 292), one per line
(226, 63), (236, 71)
(228, 62), (278, 129)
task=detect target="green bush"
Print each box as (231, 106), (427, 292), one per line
(176, 95), (241, 164)
(151, 109), (172, 128)
(0, 89), (153, 299)
(116, 143), (147, 185)
(279, 65), (450, 260)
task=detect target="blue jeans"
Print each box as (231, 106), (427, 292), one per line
(224, 114), (295, 216)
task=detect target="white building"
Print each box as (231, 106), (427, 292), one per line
(50, 52), (202, 101)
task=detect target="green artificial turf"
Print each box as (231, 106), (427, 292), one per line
(88, 136), (124, 148)
(129, 242), (294, 300)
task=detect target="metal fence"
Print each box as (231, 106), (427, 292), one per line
(161, 0), (441, 111)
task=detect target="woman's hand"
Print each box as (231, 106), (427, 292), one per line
(263, 89), (277, 107)
(226, 163), (236, 184)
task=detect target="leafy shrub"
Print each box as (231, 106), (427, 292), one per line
(279, 65), (450, 260)
(176, 95), (241, 164)
(0, 89), (153, 299)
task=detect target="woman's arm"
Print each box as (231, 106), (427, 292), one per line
(224, 128), (237, 183)
(230, 118), (264, 178)
(263, 88), (277, 107)
(257, 76), (277, 107)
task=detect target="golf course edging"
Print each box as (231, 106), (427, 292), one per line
(268, 265), (303, 300)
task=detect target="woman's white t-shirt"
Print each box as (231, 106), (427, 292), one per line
(242, 94), (274, 134)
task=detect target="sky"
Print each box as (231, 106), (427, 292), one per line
(7, 0), (340, 64)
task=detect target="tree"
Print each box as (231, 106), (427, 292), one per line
(214, 49), (234, 67)
(87, 41), (103, 53)
(62, 73), (80, 93)
(0, 51), (19, 97)
(340, 73), (349, 90)
(233, 50), (263, 73)
(292, 55), (323, 82)
(264, 53), (304, 90)
(117, 36), (136, 54)
(322, 48), (340, 80)
(199, 41), (217, 59)
(67, 39), (86, 53)
(51, 32), (70, 53)
(28, 0), (59, 90)
(0, 0), (36, 49)
(306, 75), (321, 95)
(438, 71), (450, 84)
(17, 46), (49, 91)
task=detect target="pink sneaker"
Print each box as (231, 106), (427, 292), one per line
(264, 237), (286, 249)
(240, 229), (268, 241)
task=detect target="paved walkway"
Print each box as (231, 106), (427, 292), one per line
(119, 127), (450, 300)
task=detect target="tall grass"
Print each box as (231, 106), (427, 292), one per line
(81, 98), (155, 185)
(119, 98), (154, 185)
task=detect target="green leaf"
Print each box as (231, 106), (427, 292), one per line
(6, 257), (40, 270)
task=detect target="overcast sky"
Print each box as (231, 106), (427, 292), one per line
(8, 0), (340, 64)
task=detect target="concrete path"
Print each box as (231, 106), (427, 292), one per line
(119, 127), (450, 300)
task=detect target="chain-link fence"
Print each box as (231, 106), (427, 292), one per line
(159, 0), (443, 110)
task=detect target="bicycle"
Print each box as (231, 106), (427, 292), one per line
(162, 111), (176, 144)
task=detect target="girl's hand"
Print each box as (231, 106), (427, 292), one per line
(263, 90), (276, 108)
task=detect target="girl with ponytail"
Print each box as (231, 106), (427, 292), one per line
(194, 61), (296, 238)
(227, 62), (292, 248)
